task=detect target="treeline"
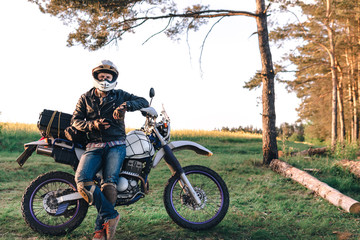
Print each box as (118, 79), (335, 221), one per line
(219, 123), (306, 142)
(219, 126), (263, 134)
(246, 0), (360, 147)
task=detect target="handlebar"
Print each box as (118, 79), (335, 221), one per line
(140, 107), (158, 118)
(141, 105), (171, 143)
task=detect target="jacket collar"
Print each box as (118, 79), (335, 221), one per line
(86, 88), (115, 98)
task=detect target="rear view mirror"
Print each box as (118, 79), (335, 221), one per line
(149, 88), (155, 106)
(149, 88), (155, 98)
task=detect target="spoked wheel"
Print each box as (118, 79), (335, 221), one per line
(21, 171), (88, 236)
(164, 165), (229, 230)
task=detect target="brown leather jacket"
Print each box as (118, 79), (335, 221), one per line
(71, 88), (149, 142)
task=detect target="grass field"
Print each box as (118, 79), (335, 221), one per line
(1, 124), (360, 239)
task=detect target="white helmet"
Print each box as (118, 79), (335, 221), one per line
(92, 60), (119, 92)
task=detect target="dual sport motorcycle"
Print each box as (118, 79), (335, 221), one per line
(16, 88), (229, 236)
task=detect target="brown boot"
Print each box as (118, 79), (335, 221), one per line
(102, 183), (117, 205)
(92, 228), (106, 240)
(103, 215), (120, 240)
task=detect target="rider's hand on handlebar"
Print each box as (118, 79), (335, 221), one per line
(113, 102), (127, 120)
(93, 118), (110, 130)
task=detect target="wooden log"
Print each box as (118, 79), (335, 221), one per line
(337, 159), (360, 177)
(270, 159), (360, 214)
(290, 147), (328, 157)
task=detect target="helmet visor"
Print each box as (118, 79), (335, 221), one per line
(94, 70), (117, 83)
(97, 75), (115, 83)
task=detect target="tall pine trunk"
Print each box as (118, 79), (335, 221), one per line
(348, 81), (355, 142)
(256, 0), (278, 165)
(352, 81), (358, 141)
(336, 68), (345, 145)
(326, 0), (338, 149)
(345, 38), (357, 143)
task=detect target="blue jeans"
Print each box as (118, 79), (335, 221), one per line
(75, 144), (126, 230)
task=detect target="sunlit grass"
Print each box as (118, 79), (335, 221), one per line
(172, 129), (262, 139)
(0, 122), (40, 152)
(0, 122), (262, 153)
(1, 122), (262, 138)
(1, 122), (38, 133)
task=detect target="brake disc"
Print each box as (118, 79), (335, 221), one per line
(42, 191), (59, 214)
(181, 187), (207, 210)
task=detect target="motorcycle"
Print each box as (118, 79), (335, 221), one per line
(16, 88), (229, 236)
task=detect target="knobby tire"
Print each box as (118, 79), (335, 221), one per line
(21, 171), (88, 236)
(163, 165), (229, 230)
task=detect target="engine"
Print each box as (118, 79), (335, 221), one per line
(116, 158), (150, 204)
(117, 159), (143, 193)
(115, 130), (154, 204)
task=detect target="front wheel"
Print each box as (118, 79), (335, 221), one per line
(21, 171), (89, 236)
(164, 165), (229, 230)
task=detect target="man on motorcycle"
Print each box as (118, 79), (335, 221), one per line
(71, 60), (149, 240)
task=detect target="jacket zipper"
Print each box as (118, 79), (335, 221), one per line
(98, 109), (103, 142)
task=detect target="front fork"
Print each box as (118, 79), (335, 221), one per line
(162, 145), (202, 205)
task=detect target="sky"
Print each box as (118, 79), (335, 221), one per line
(0, 0), (300, 130)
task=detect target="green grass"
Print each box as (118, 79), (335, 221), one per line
(1, 130), (360, 239)
(0, 123), (41, 152)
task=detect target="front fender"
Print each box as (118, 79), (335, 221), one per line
(152, 141), (213, 168)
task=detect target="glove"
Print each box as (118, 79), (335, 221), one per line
(113, 102), (127, 120)
(92, 119), (110, 131)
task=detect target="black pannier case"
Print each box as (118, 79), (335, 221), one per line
(37, 109), (72, 139)
(52, 146), (79, 170)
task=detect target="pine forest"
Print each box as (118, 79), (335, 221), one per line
(267, 0), (360, 147)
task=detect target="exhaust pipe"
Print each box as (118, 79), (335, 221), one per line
(36, 145), (53, 156)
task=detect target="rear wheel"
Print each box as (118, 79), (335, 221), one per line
(21, 171), (88, 235)
(164, 165), (229, 230)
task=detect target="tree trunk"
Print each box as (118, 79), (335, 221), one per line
(345, 42), (358, 143)
(345, 45), (356, 143)
(350, 22), (359, 142)
(270, 159), (360, 213)
(256, 0), (278, 165)
(336, 66), (345, 144)
(328, 31), (338, 149)
(348, 80), (355, 142)
(356, 16), (360, 142)
(352, 79), (358, 141)
(325, 0), (338, 149)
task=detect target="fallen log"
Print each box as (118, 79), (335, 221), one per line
(290, 147), (328, 157)
(270, 159), (360, 214)
(337, 159), (360, 177)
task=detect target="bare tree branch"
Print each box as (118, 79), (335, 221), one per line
(118, 9), (258, 25)
(142, 17), (173, 45)
(186, 19), (196, 67)
(199, 16), (226, 77)
(98, 9), (259, 51)
(124, 9), (258, 77)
